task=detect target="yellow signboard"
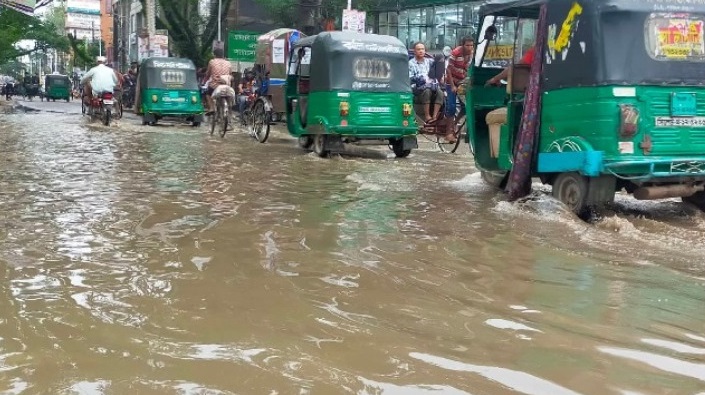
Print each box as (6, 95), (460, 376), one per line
(485, 45), (514, 60)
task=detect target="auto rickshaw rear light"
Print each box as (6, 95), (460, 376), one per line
(340, 101), (349, 116)
(403, 103), (412, 117)
(151, 94), (158, 103)
(191, 95), (198, 103)
(403, 120), (409, 127)
(619, 104), (639, 138)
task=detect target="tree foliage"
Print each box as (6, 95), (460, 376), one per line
(0, 7), (70, 65)
(140, 0), (233, 68)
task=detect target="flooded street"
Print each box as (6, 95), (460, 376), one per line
(0, 110), (703, 394)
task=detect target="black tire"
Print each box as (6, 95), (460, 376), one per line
(480, 170), (508, 190)
(103, 109), (111, 126)
(682, 191), (705, 211)
(66, 97), (69, 102)
(192, 121), (201, 127)
(552, 172), (589, 215)
(312, 134), (328, 157)
(210, 111), (217, 136)
(392, 139), (411, 158)
(142, 117), (148, 125)
(81, 99), (86, 115)
(298, 135), (313, 150)
(220, 105), (229, 138)
(252, 100), (270, 143)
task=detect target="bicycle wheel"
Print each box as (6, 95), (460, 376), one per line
(252, 100), (270, 143)
(220, 98), (229, 138)
(449, 115), (466, 154)
(210, 108), (217, 136)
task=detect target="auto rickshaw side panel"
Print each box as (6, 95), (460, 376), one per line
(534, 1), (705, 179)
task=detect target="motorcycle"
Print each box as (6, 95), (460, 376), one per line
(122, 74), (136, 108)
(82, 91), (115, 126)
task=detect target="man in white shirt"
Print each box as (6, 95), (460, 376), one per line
(80, 56), (117, 106)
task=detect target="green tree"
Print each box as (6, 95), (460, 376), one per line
(0, 7), (69, 65)
(139, 0), (233, 68)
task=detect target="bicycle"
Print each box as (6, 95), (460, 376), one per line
(210, 85), (234, 138)
(417, 93), (466, 153)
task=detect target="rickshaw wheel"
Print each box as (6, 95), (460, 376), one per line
(252, 100), (270, 143)
(552, 172), (589, 215)
(298, 135), (313, 150)
(682, 191), (705, 211)
(312, 134), (328, 157)
(391, 139), (411, 158)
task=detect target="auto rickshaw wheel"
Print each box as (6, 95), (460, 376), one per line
(391, 138), (411, 158)
(552, 172), (589, 215)
(682, 191), (705, 211)
(298, 135), (313, 150)
(480, 170), (508, 190)
(313, 134), (328, 157)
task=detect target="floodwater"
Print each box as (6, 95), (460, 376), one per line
(0, 111), (703, 394)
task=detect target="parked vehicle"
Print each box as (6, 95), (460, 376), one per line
(135, 57), (204, 127)
(285, 31), (418, 158)
(467, 0), (705, 214)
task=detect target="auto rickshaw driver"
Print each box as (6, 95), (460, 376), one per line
(203, 47), (233, 115)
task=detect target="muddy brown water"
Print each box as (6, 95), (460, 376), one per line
(0, 111), (703, 394)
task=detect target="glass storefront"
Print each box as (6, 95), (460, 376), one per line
(374, 2), (481, 50)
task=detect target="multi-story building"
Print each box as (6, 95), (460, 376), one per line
(369, 0), (482, 50)
(100, 0), (114, 62)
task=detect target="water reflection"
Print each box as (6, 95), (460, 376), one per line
(0, 112), (703, 393)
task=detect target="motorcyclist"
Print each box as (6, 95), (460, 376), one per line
(80, 56), (118, 108)
(203, 47), (233, 114)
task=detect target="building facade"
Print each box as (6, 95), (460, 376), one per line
(370, 0), (483, 50)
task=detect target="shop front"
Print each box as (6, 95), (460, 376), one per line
(370, 0), (483, 51)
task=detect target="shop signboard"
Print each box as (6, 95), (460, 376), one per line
(227, 30), (258, 62)
(66, 0), (100, 15)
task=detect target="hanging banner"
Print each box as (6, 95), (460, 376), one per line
(0, 0), (36, 15)
(342, 9), (366, 33)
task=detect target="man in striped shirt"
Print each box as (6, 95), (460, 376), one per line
(445, 36), (474, 117)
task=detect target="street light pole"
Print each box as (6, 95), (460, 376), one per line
(217, 0), (222, 42)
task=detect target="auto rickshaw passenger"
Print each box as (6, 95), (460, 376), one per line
(80, 56), (118, 106)
(236, 70), (255, 123)
(203, 47), (233, 114)
(486, 46), (535, 86)
(409, 42), (444, 123)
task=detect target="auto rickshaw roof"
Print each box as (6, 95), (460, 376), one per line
(293, 31), (406, 55)
(480, 0), (705, 16)
(140, 57), (196, 69)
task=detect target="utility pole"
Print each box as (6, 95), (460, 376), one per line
(145, 0), (156, 57)
(217, 0), (222, 42)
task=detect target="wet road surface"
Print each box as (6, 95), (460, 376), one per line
(0, 106), (703, 394)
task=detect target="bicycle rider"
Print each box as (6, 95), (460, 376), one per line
(203, 47), (233, 115)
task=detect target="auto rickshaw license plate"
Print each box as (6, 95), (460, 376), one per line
(671, 92), (697, 116)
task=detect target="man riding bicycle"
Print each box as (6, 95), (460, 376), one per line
(203, 47), (234, 115)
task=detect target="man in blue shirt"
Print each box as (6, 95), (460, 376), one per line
(409, 42), (444, 123)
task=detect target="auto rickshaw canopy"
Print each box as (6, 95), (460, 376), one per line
(292, 31), (411, 93)
(480, 0), (705, 88)
(138, 57), (199, 90)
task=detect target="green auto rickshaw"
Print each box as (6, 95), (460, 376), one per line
(468, 0), (705, 214)
(136, 57), (204, 126)
(285, 31), (418, 158)
(44, 74), (71, 102)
